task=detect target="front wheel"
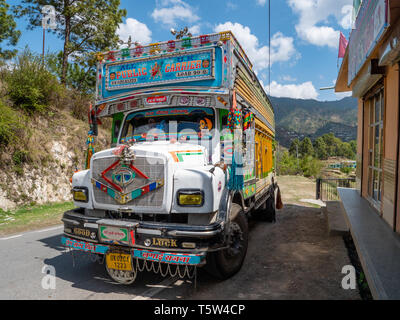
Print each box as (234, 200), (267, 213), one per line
(205, 203), (248, 280)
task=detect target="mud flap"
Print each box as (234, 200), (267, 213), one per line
(276, 185), (283, 210)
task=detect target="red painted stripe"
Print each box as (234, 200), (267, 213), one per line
(129, 163), (149, 179)
(101, 160), (122, 192)
(130, 230), (135, 245)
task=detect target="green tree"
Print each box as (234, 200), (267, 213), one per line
(14, 0), (126, 85)
(321, 133), (342, 157)
(314, 137), (328, 160)
(0, 0), (21, 59)
(289, 138), (300, 157)
(338, 142), (355, 159)
(299, 137), (314, 158)
(47, 51), (95, 93)
(349, 140), (357, 155)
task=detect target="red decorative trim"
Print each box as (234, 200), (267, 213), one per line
(101, 160), (122, 192)
(128, 163), (149, 179)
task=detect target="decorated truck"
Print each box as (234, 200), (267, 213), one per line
(61, 31), (280, 284)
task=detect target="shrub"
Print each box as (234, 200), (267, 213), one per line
(340, 167), (352, 175)
(12, 149), (29, 165)
(0, 100), (23, 146)
(277, 151), (302, 176)
(300, 155), (323, 178)
(4, 48), (62, 113)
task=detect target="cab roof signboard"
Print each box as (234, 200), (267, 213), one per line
(105, 48), (215, 92)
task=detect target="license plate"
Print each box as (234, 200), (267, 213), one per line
(106, 253), (132, 271)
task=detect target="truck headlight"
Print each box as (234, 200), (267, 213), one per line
(72, 187), (88, 203)
(177, 190), (204, 206)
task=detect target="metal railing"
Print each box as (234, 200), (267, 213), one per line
(316, 178), (356, 201)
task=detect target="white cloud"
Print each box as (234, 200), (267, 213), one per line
(227, 1), (238, 10)
(117, 18), (152, 45)
(340, 5), (353, 29)
(288, 0), (353, 48)
(266, 80), (319, 99)
(282, 75), (297, 82)
(214, 22), (298, 72)
(188, 25), (201, 35)
(151, 0), (199, 27)
(335, 91), (353, 99)
(256, 0), (267, 5)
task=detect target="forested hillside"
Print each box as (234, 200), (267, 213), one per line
(270, 96), (358, 147)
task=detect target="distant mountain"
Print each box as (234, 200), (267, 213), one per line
(270, 96), (358, 147)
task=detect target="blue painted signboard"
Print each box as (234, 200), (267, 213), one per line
(99, 47), (223, 101)
(106, 48), (214, 91)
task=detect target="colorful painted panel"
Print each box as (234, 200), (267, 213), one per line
(98, 47), (223, 101)
(61, 236), (109, 254)
(105, 49), (215, 91)
(243, 184), (256, 199)
(133, 249), (206, 265)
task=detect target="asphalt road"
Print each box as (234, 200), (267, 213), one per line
(0, 225), (194, 300)
(0, 204), (360, 300)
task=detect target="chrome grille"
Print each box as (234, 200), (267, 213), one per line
(92, 156), (165, 207)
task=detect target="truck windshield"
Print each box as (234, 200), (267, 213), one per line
(120, 107), (215, 144)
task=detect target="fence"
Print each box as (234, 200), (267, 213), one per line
(316, 177), (356, 201)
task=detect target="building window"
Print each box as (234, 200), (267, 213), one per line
(367, 88), (384, 208)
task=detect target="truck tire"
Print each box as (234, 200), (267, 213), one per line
(205, 203), (248, 280)
(254, 188), (276, 222)
(264, 191), (276, 222)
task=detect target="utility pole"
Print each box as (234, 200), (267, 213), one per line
(42, 28), (45, 63)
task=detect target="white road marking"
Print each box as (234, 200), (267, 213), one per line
(0, 224), (64, 240)
(0, 234), (23, 240)
(132, 276), (179, 300)
(34, 226), (63, 233)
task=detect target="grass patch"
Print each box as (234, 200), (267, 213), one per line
(0, 201), (74, 236)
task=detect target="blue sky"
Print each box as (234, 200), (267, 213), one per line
(7, 0), (354, 101)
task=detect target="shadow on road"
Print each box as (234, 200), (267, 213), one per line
(32, 203), (359, 300)
(38, 234), (171, 297)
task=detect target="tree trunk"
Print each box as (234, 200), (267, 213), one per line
(61, 2), (71, 85)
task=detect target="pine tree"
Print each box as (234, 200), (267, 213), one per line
(14, 0), (126, 85)
(314, 137), (328, 160)
(299, 137), (314, 158)
(0, 0), (21, 59)
(289, 138), (300, 157)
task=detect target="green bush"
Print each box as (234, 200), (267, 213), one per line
(4, 48), (62, 113)
(0, 100), (23, 146)
(277, 151), (302, 175)
(300, 155), (323, 178)
(277, 150), (323, 178)
(12, 149), (29, 165)
(340, 167), (352, 175)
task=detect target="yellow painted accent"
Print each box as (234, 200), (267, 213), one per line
(255, 118), (274, 137)
(149, 43), (161, 54)
(219, 31), (231, 41)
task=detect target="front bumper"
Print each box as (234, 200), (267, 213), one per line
(61, 236), (206, 265)
(61, 209), (225, 261)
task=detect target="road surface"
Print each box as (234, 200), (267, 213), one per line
(0, 203), (360, 300)
(0, 225), (192, 300)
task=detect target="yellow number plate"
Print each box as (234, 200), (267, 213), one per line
(106, 253), (132, 271)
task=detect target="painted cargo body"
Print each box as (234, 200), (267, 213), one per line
(62, 31), (278, 284)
